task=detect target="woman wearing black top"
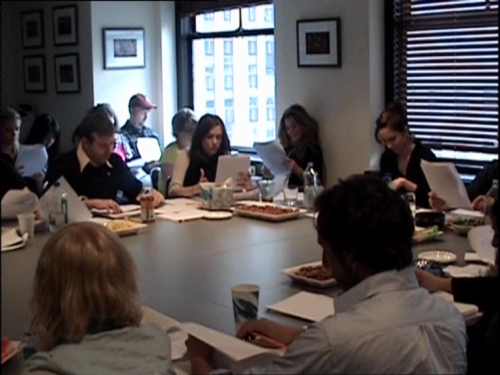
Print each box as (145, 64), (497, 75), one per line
(278, 104), (324, 188)
(375, 102), (436, 208)
(415, 198), (498, 375)
(24, 113), (61, 165)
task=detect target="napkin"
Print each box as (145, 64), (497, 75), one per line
(443, 264), (490, 278)
(1, 228), (28, 250)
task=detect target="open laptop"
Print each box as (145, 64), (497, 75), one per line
(215, 154), (251, 190)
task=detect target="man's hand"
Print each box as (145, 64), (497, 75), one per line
(428, 191), (448, 211)
(236, 318), (304, 346)
(185, 335), (215, 374)
(84, 199), (122, 213)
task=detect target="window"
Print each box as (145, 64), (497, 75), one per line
(204, 13), (214, 21)
(224, 10), (231, 21)
(266, 98), (275, 122)
(183, 2), (276, 148)
(265, 7), (274, 23)
(224, 40), (233, 55)
(224, 75), (233, 90)
(205, 40), (214, 56)
(206, 100), (215, 114)
(248, 39), (257, 56)
(249, 97), (258, 122)
(206, 76), (214, 91)
(388, 0), (499, 181)
(248, 64), (258, 88)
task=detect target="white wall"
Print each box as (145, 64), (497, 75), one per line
(90, 0), (177, 147)
(274, 0), (384, 185)
(1, 1), (94, 152)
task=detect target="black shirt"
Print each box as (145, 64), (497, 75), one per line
(0, 153), (39, 197)
(285, 144), (324, 188)
(467, 160), (498, 201)
(45, 149), (143, 202)
(0, 158), (27, 201)
(380, 140), (437, 208)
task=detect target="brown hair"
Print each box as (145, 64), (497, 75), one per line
(172, 107), (197, 138)
(30, 222), (143, 351)
(375, 102), (411, 143)
(278, 104), (320, 159)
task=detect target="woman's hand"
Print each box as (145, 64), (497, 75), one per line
(471, 195), (492, 212)
(84, 199), (122, 213)
(236, 318), (304, 346)
(391, 177), (417, 192)
(151, 189), (165, 207)
(414, 268), (452, 293)
(283, 158), (303, 177)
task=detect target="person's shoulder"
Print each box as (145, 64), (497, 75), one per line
(414, 140), (436, 158)
(52, 149), (77, 166)
(108, 152), (127, 167)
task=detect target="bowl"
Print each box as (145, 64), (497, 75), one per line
(415, 211), (445, 230)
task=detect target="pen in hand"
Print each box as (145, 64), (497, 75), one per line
(246, 332), (287, 350)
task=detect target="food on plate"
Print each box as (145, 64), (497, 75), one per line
(105, 219), (136, 232)
(234, 204), (299, 215)
(449, 217), (484, 227)
(413, 225), (441, 242)
(295, 265), (333, 281)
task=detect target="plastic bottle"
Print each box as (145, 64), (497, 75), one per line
(303, 162), (318, 210)
(140, 186), (156, 223)
(483, 178), (498, 217)
(47, 181), (68, 233)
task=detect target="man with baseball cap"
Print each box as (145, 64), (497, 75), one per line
(120, 93), (161, 163)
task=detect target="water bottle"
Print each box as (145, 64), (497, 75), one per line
(47, 181), (68, 233)
(303, 162), (318, 210)
(483, 178), (498, 217)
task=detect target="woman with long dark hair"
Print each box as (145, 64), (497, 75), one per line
(375, 102), (436, 208)
(24, 113), (61, 164)
(168, 114), (230, 197)
(278, 104), (324, 187)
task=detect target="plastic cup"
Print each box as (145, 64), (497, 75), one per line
(284, 185), (299, 207)
(231, 283), (260, 333)
(17, 213), (35, 239)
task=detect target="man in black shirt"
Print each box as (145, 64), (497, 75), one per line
(0, 158), (27, 201)
(45, 110), (163, 213)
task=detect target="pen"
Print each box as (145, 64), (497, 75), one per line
(247, 332), (287, 350)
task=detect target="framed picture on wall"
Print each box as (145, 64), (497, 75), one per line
(21, 10), (44, 48)
(296, 18), (341, 67)
(52, 5), (78, 46)
(23, 55), (46, 92)
(102, 28), (145, 69)
(54, 53), (80, 93)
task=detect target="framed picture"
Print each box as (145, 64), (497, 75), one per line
(296, 18), (341, 67)
(21, 10), (44, 48)
(103, 28), (145, 69)
(23, 55), (46, 92)
(54, 53), (80, 93)
(52, 5), (78, 46)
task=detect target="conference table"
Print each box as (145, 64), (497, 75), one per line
(1, 210), (474, 373)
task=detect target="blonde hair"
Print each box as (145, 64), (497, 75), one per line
(30, 222), (143, 351)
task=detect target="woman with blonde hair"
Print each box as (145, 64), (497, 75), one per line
(23, 222), (175, 375)
(278, 104), (324, 187)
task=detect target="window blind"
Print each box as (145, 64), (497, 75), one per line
(391, 0), (498, 180)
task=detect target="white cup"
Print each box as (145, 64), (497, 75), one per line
(17, 213), (35, 239)
(231, 283), (260, 333)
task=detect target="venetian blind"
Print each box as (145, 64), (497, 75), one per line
(178, 0), (272, 16)
(392, 0), (499, 180)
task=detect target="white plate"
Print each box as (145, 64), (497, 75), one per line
(281, 261), (337, 288)
(203, 211), (233, 220)
(417, 250), (457, 264)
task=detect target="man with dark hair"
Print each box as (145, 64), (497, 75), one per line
(45, 111), (163, 212)
(186, 174), (467, 374)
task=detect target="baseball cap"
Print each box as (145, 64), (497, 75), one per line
(128, 94), (157, 110)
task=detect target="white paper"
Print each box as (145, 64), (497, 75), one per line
(443, 264), (489, 278)
(449, 208), (484, 219)
(39, 177), (93, 223)
(169, 329), (189, 361)
(216, 155), (251, 186)
(1, 228), (24, 248)
(420, 160), (472, 209)
(253, 140), (290, 176)
(15, 144), (48, 177)
(137, 137), (162, 162)
(468, 225), (496, 265)
(271, 173), (289, 196)
(141, 306), (180, 329)
(157, 209), (205, 223)
(91, 204), (141, 219)
(267, 291), (335, 322)
(1, 189), (38, 219)
(434, 291), (479, 317)
(179, 322), (277, 363)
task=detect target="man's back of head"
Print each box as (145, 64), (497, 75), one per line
(314, 174), (414, 289)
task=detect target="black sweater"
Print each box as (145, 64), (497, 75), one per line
(45, 149), (142, 202)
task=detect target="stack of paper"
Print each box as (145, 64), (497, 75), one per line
(267, 291), (335, 322)
(156, 199), (205, 222)
(434, 291), (479, 318)
(91, 204), (141, 219)
(443, 264), (489, 278)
